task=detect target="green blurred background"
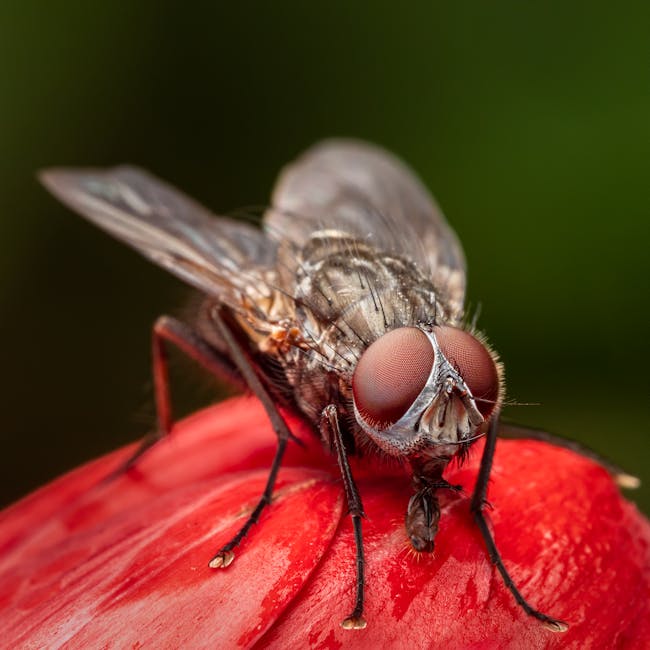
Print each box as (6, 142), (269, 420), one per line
(0, 2), (647, 513)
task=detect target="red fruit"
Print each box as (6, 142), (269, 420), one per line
(0, 396), (648, 649)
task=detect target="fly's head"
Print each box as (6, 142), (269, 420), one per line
(351, 325), (503, 461)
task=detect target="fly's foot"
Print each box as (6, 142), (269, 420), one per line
(521, 587), (568, 631)
(615, 472), (641, 490)
(541, 616), (569, 633)
(341, 615), (367, 630)
(208, 550), (235, 569)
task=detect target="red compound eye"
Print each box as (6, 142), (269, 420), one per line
(433, 326), (500, 418)
(352, 327), (434, 429)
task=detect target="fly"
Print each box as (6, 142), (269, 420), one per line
(40, 140), (637, 631)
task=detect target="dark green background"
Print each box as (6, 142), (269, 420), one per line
(1, 2), (647, 513)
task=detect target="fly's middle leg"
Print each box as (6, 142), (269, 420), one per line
(207, 307), (295, 569)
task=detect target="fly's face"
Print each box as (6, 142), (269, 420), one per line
(352, 325), (503, 458)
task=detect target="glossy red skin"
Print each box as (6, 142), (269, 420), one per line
(0, 396), (648, 649)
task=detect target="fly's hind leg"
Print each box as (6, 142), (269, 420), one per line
(105, 314), (244, 480)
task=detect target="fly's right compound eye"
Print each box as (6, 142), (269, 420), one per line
(352, 327), (435, 430)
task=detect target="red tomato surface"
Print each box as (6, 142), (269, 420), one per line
(0, 395), (648, 649)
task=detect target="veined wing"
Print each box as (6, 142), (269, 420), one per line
(40, 166), (279, 317)
(265, 139), (466, 316)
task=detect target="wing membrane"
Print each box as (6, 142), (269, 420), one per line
(40, 166), (277, 309)
(266, 139), (466, 314)
(41, 142), (468, 323)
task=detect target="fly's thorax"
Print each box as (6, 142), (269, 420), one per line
(351, 325), (503, 459)
(290, 230), (457, 367)
(272, 230), (471, 444)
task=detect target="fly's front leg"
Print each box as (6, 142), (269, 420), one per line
(471, 413), (568, 632)
(321, 404), (367, 630)
(107, 315), (243, 478)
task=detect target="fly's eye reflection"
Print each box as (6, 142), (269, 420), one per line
(434, 326), (500, 418)
(352, 327), (434, 429)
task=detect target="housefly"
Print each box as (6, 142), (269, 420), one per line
(40, 140), (637, 631)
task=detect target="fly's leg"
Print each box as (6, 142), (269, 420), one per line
(208, 434), (288, 569)
(321, 404), (367, 630)
(207, 307), (293, 569)
(471, 413), (569, 632)
(107, 309), (296, 568)
(498, 422), (640, 489)
(105, 314), (243, 479)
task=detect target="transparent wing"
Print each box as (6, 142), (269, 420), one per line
(40, 166), (278, 312)
(265, 139), (466, 313)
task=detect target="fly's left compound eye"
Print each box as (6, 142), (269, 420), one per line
(434, 326), (500, 419)
(352, 327), (434, 430)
